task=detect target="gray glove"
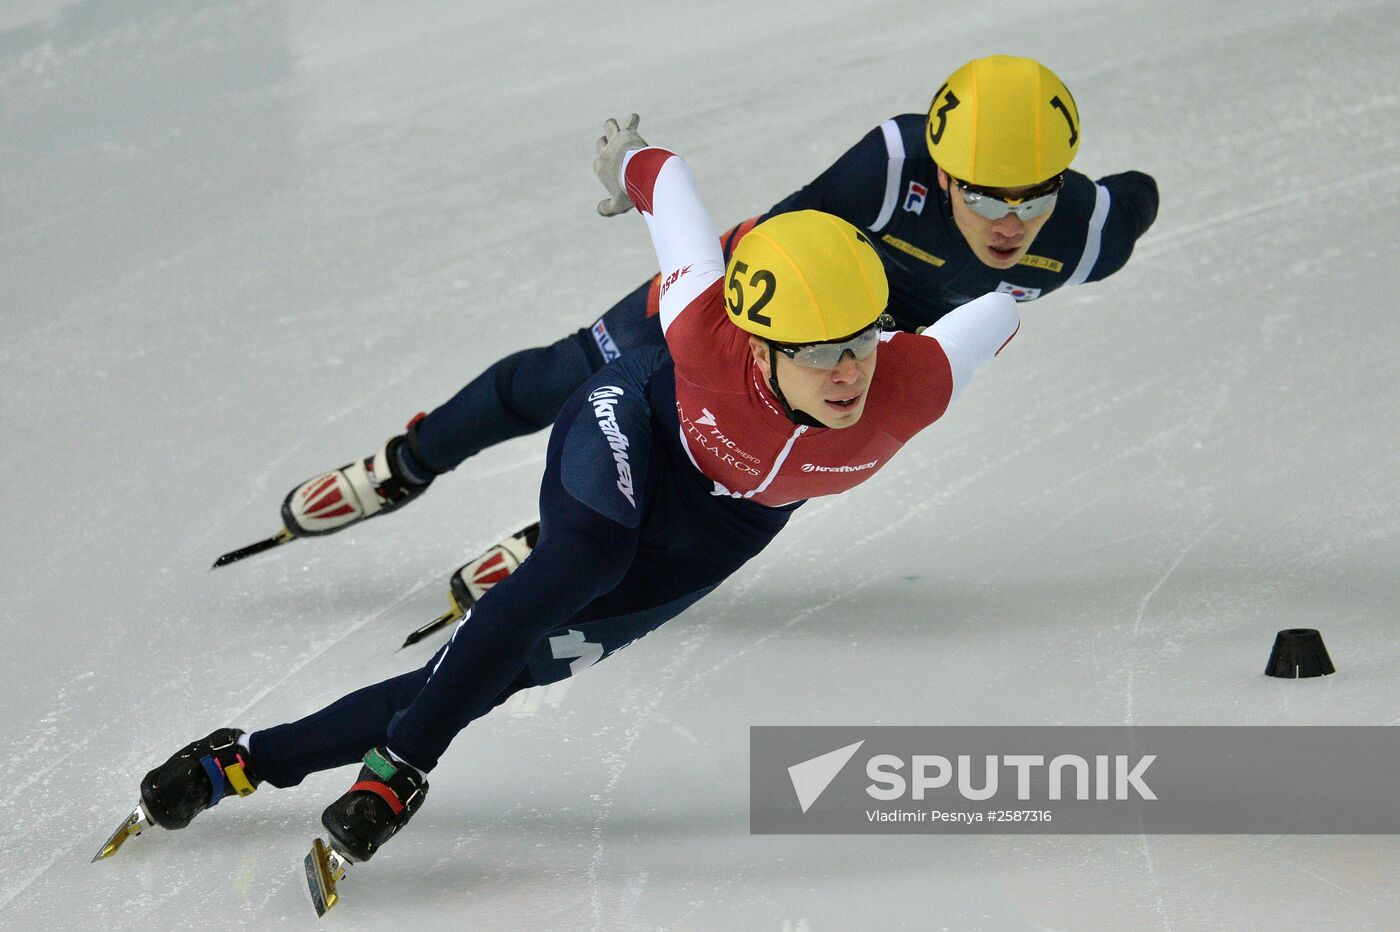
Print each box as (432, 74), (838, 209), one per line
(593, 113), (648, 217)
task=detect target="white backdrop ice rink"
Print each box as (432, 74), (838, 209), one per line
(3, 1), (1398, 928)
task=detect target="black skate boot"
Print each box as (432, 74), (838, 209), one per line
(303, 749), (429, 914)
(139, 728), (260, 830)
(320, 748), (428, 863)
(282, 414), (437, 538)
(93, 728), (259, 861)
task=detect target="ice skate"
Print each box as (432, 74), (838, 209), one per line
(400, 522), (539, 647)
(93, 728), (258, 861)
(303, 748), (428, 916)
(213, 416), (434, 568)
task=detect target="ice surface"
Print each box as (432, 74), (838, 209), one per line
(3, 0), (1398, 928)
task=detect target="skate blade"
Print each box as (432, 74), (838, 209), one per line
(211, 526), (296, 569)
(304, 836), (349, 917)
(92, 804), (152, 862)
(399, 596), (465, 650)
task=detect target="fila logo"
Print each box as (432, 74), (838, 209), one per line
(789, 741), (865, 813)
(995, 281), (1043, 302)
(590, 319), (621, 362)
(903, 181), (928, 214)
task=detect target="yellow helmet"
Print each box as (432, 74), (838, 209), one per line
(925, 55), (1080, 188)
(724, 210), (888, 344)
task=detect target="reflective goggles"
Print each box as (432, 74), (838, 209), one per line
(770, 323), (882, 370)
(951, 174), (1063, 221)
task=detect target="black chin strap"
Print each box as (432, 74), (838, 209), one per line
(766, 343), (826, 429)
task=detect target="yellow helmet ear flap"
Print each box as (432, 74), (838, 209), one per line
(725, 211), (888, 344)
(926, 55), (1080, 188)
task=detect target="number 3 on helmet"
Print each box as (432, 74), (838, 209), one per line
(925, 55), (1081, 189)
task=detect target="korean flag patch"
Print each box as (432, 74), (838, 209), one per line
(996, 281), (1043, 302)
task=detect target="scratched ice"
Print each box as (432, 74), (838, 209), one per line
(3, 1), (1398, 928)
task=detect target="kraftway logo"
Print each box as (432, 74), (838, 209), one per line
(588, 386), (635, 507)
(788, 740), (1157, 813)
(800, 460), (878, 474)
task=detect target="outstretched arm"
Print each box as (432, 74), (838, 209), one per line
(922, 292), (1020, 403)
(592, 115), (726, 338)
(1084, 170), (1160, 282)
(619, 148), (726, 334)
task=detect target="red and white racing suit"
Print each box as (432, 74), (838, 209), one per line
(622, 146), (1020, 506)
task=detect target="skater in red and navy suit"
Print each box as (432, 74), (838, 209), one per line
(254, 57), (1155, 585)
(126, 116), (1020, 891)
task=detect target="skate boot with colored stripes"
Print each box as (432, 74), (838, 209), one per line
(303, 748), (429, 915)
(140, 728), (260, 830)
(93, 728), (260, 861)
(321, 748), (428, 862)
